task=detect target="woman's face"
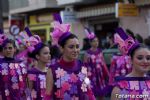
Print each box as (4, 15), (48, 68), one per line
(3, 43), (16, 58)
(132, 48), (150, 73)
(62, 38), (80, 61)
(36, 46), (51, 63)
(90, 37), (99, 48)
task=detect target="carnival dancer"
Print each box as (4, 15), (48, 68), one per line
(0, 34), (27, 100)
(45, 16), (95, 100)
(111, 27), (150, 100)
(21, 27), (51, 100)
(109, 33), (132, 86)
(83, 27), (109, 99)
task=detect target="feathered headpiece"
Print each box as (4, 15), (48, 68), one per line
(114, 27), (139, 55)
(0, 29), (8, 46)
(84, 27), (95, 40)
(51, 13), (71, 46)
(20, 27), (41, 52)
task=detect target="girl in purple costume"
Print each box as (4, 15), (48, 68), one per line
(27, 42), (51, 100)
(109, 33), (132, 85)
(46, 21), (95, 100)
(111, 28), (150, 100)
(0, 39), (27, 100)
(83, 29), (109, 99)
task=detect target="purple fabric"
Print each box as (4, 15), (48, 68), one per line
(87, 48), (102, 55)
(127, 42), (140, 55)
(85, 48), (109, 96)
(115, 27), (128, 40)
(115, 27), (140, 55)
(58, 32), (71, 44)
(0, 57), (27, 100)
(0, 29), (3, 34)
(109, 55), (132, 85)
(33, 42), (43, 53)
(2, 38), (9, 47)
(24, 27), (32, 37)
(114, 76), (150, 100)
(53, 13), (62, 24)
(50, 59), (94, 99)
(27, 67), (47, 99)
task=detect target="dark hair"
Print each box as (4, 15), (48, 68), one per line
(144, 38), (150, 46)
(50, 45), (61, 59)
(126, 29), (135, 39)
(28, 43), (48, 59)
(89, 36), (98, 43)
(82, 38), (90, 50)
(135, 34), (143, 43)
(2, 39), (16, 48)
(130, 44), (149, 59)
(0, 46), (2, 52)
(58, 32), (78, 47)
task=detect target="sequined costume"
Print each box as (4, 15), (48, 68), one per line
(0, 57), (27, 100)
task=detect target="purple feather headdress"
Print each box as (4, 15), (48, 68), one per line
(0, 29), (8, 46)
(114, 27), (139, 55)
(51, 13), (71, 46)
(84, 27), (96, 40)
(23, 27), (42, 53)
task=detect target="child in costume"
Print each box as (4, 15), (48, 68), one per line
(0, 33), (27, 100)
(83, 28), (109, 99)
(45, 15), (95, 100)
(109, 33), (132, 86)
(111, 28), (150, 100)
(21, 27), (51, 100)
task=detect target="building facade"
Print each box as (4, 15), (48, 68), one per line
(9, 0), (62, 42)
(56, 0), (150, 48)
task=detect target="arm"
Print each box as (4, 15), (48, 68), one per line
(26, 74), (33, 99)
(87, 87), (96, 100)
(44, 68), (54, 99)
(83, 52), (89, 63)
(111, 86), (120, 100)
(109, 57), (117, 85)
(101, 53), (110, 77)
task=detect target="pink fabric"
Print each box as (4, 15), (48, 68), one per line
(114, 33), (136, 55)
(51, 21), (71, 45)
(0, 34), (7, 45)
(84, 29), (95, 39)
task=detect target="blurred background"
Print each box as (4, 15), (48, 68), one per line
(0, 0), (150, 51)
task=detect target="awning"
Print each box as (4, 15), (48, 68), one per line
(135, 0), (150, 6)
(76, 4), (115, 18)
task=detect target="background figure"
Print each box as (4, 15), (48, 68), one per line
(46, 21), (95, 100)
(106, 34), (117, 49)
(111, 28), (150, 100)
(109, 29), (132, 88)
(0, 39), (27, 100)
(27, 42), (51, 100)
(83, 28), (109, 99)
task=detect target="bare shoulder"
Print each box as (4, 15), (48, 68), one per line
(111, 86), (121, 100)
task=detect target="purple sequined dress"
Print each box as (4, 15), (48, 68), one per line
(50, 58), (95, 100)
(27, 67), (47, 100)
(109, 55), (132, 85)
(0, 57), (27, 100)
(84, 49), (109, 96)
(114, 76), (150, 100)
